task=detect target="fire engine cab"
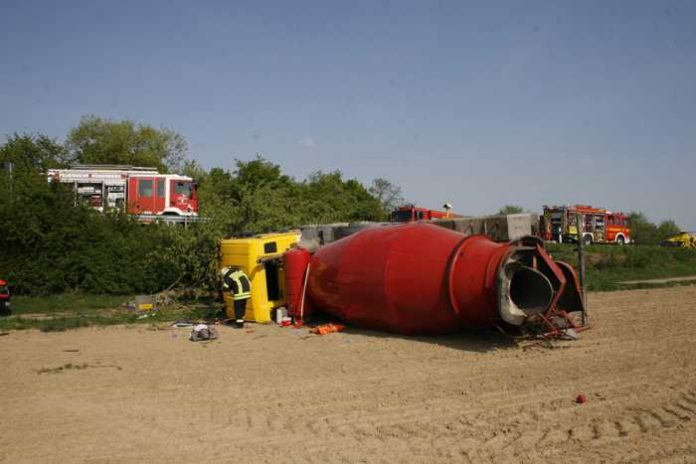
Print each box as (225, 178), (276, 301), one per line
(48, 165), (198, 218)
(542, 204), (631, 245)
(391, 204), (458, 222)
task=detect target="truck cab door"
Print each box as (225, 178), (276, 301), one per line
(153, 177), (166, 214)
(127, 178), (139, 214)
(129, 177), (155, 214)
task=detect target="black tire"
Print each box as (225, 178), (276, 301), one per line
(616, 235), (626, 246)
(583, 234), (593, 246)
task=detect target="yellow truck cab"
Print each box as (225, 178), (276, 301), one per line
(218, 231), (300, 322)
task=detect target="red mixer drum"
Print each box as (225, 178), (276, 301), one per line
(307, 223), (583, 335)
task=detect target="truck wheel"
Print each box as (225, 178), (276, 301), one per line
(616, 235), (626, 246)
(583, 234), (593, 246)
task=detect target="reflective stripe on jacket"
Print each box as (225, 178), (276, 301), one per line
(222, 270), (251, 300)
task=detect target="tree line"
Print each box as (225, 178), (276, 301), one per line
(0, 116), (685, 295)
(0, 116), (402, 295)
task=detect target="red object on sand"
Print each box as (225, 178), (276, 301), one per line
(576, 394), (587, 404)
(311, 323), (346, 335)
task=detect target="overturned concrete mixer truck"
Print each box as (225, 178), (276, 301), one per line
(281, 222), (585, 336)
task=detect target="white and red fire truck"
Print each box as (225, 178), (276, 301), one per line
(48, 165), (198, 219)
(541, 204), (631, 245)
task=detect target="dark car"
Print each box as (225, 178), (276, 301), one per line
(0, 279), (10, 316)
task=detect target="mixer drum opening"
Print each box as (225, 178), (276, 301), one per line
(498, 258), (555, 326)
(509, 266), (553, 314)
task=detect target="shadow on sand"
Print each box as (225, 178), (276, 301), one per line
(302, 314), (518, 354)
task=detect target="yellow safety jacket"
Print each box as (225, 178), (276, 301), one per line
(222, 269), (252, 300)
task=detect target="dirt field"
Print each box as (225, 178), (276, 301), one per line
(1, 287), (696, 464)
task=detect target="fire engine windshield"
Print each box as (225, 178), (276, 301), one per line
(174, 182), (194, 196)
(391, 210), (412, 222)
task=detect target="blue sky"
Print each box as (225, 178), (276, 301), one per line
(2, 0), (695, 228)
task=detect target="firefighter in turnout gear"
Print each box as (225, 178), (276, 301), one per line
(220, 267), (252, 328)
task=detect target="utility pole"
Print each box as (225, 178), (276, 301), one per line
(576, 212), (588, 326)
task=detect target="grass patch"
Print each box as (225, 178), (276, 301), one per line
(545, 243), (696, 291)
(0, 313), (139, 332)
(9, 293), (130, 315)
(0, 294), (222, 333)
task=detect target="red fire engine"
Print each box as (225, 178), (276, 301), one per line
(541, 204), (631, 245)
(48, 165), (198, 218)
(390, 204), (459, 222)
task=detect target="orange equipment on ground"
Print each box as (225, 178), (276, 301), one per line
(311, 323), (346, 335)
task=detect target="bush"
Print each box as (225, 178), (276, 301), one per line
(0, 133), (393, 297)
(546, 243), (696, 291)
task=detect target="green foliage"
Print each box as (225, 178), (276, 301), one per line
(10, 293), (128, 315)
(0, 134), (180, 294)
(0, 292), (221, 332)
(546, 243), (696, 291)
(196, 157), (385, 234)
(301, 170), (383, 223)
(656, 220), (681, 241)
(65, 115), (188, 172)
(146, 221), (221, 290)
(628, 212), (682, 245)
(0, 133), (66, 172)
(1, 130), (392, 297)
(369, 177), (404, 220)
(628, 211), (657, 245)
(498, 205), (524, 215)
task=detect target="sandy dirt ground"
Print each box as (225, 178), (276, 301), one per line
(1, 286), (696, 464)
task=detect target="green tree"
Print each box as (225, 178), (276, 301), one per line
(65, 115), (188, 173)
(302, 171), (382, 223)
(0, 134), (190, 295)
(0, 133), (66, 172)
(0, 133), (67, 210)
(498, 204), (524, 215)
(656, 220), (681, 241)
(627, 212), (681, 245)
(369, 177), (403, 219)
(628, 212), (658, 245)
(229, 157), (302, 232)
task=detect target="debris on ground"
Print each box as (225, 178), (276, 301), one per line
(171, 321), (194, 328)
(519, 309), (589, 342)
(189, 324), (218, 342)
